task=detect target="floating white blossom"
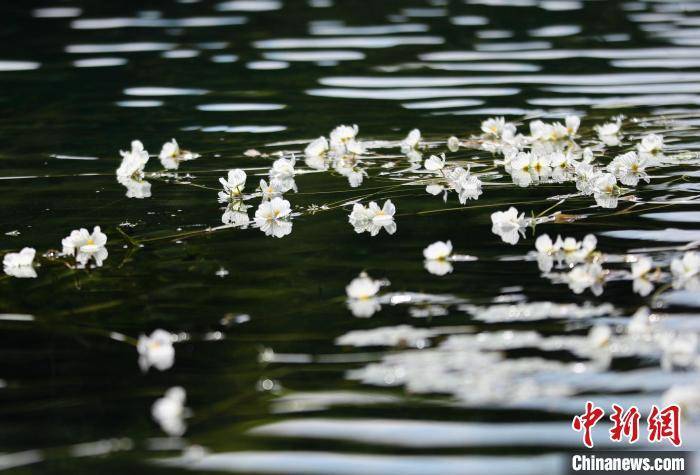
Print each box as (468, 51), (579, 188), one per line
(671, 251), (700, 290)
(567, 263), (605, 295)
(631, 256), (655, 297)
(304, 136), (329, 158)
(218, 169), (247, 203)
(152, 387), (189, 437)
(259, 179), (285, 201)
(534, 233), (596, 272)
(254, 197), (292, 238)
(137, 329), (175, 372)
(591, 172), (620, 208)
(117, 140), (151, 199)
(349, 200), (396, 236)
(330, 124), (364, 155)
(594, 118), (622, 146)
(400, 129), (422, 154)
(116, 140), (149, 179)
(637, 133), (664, 163)
(491, 207), (528, 245)
(3, 247), (37, 278)
(424, 153), (446, 172)
(269, 156), (297, 193)
(345, 271), (383, 318)
(606, 151), (649, 186)
(447, 136), (460, 152)
(61, 226), (108, 268)
(423, 240), (453, 276)
(481, 117), (516, 139)
(159, 139), (198, 170)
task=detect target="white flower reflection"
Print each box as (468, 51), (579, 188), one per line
(345, 271), (384, 318)
(269, 156), (297, 193)
(423, 240), (453, 276)
(137, 329), (175, 372)
(222, 200), (251, 228)
(3, 247), (37, 278)
(254, 197), (292, 238)
(152, 386), (190, 437)
(61, 226), (108, 268)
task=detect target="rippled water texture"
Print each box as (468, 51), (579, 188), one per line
(1, 1), (700, 473)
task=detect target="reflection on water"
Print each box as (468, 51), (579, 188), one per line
(2, 0), (700, 474)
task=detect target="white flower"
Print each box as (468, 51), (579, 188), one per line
(400, 129), (421, 154)
(152, 387), (189, 437)
(491, 207), (528, 245)
(159, 139), (198, 170)
(423, 241), (452, 260)
(218, 169), (247, 203)
(259, 179), (284, 201)
(346, 272), (382, 299)
(574, 162), (598, 195)
(567, 263), (605, 295)
(631, 255), (654, 297)
(671, 251), (700, 290)
(592, 173), (619, 208)
(348, 203), (373, 234)
(368, 200), (397, 236)
(565, 115), (580, 137)
(482, 117), (516, 138)
(61, 226), (108, 267)
(607, 151), (649, 186)
(529, 153), (552, 181)
(254, 197), (292, 238)
(330, 124), (362, 154)
(447, 166), (482, 203)
(304, 136), (329, 158)
(346, 272), (382, 317)
(221, 200), (250, 228)
(137, 329), (175, 372)
(423, 241), (453, 276)
(510, 152), (533, 187)
(3, 247), (37, 278)
(595, 118), (622, 145)
(116, 140), (149, 178)
(424, 154), (446, 171)
(535, 234), (559, 272)
(333, 155), (366, 188)
(349, 200), (396, 236)
(529, 120), (553, 141)
(269, 156), (297, 192)
(637, 133), (664, 159)
(447, 136), (460, 152)
(588, 324), (612, 348)
(117, 176), (152, 199)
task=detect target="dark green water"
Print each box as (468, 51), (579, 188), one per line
(1, 0), (700, 473)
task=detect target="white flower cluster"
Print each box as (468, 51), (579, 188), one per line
(348, 200), (396, 236)
(482, 115), (666, 209)
(423, 153), (483, 204)
(216, 159), (296, 238)
(4, 226), (108, 278)
(115, 139), (199, 199)
(534, 233), (597, 273)
(304, 124), (368, 187)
